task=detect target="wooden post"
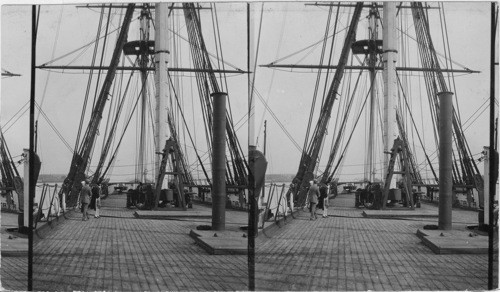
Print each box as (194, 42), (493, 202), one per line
(211, 92), (227, 231)
(438, 91), (454, 230)
(483, 146), (491, 225)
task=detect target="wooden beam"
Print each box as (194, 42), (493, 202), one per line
(36, 65), (248, 74)
(305, 3), (439, 9)
(260, 64), (480, 74)
(76, 4), (210, 10)
(1, 71), (21, 77)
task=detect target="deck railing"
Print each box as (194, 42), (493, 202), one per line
(34, 183), (61, 228)
(260, 183), (295, 229)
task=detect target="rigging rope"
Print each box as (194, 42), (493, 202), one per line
(330, 74), (373, 180)
(248, 3), (266, 150)
(396, 74), (438, 182)
(34, 102), (74, 153)
(396, 27), (475, 72)
(1, 101), (29, 132)
(183, 3), (248, 186)
(92, 6), (113, 111)
(75, 6), (106, 154)
(100, 70), (146, 181)
(293, 2), (363, 206)
(266, 26), (350, 66)
(87, 5), (113, 175)
(168, 73), (211, 184)
(322, 63), (364, 183)
(37, 6), (64, 122)
(93, 62), (136, 183)
(439, 3), (463, 126)
(256, 3), (288, 146)
(252, 88), (303, 152)
(411, 2), (480, 186)
(303, 5), (335, 156)
(168, 26), (244, 71)
(62, 4), (135, 207)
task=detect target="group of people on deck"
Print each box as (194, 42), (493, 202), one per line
(306, 179), (330, 220)
(80, 179), (103, 221)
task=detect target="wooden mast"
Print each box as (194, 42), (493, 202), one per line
(29, 5), (37, 290)
(383, 2), (398, 185)
(367, 4), (379, 183)
(138, 6), (150, 183)
(154, 3), (170, 179)
(247, 3), (257, 290)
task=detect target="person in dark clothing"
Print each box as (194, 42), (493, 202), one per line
(319, 183), (328, 218)
(89, 184), (101, 218)
(143, 184), (154, 210)
(307, 180), (320, 220)
(80, 180), (91, 221)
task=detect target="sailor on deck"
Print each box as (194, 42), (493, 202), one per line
(307, 179), (320, 220)
(80, 180), (91, 221)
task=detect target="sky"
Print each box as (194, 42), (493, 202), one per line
(0, 1), (496, 183)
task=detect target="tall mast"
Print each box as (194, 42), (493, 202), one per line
(154, 3), (170, 178)
(382, 2), (398, 184)
(248, 4), (257, 152)
(138, 6), (150, 183)
(28, 5), (37, 290)
(367, 3), (379, 182)
(247, 3), (257, 290)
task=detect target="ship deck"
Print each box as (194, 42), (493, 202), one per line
(1, 192), (497, 290)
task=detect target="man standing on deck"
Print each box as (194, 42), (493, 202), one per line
(80, 180), (91, 221)
(307, 179), (320, 220)
(319, 183), (329, 218)
(89, 184), (102, 218)
(287, 183), (295, 214)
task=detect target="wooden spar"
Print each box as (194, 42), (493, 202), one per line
(29, 6), (37, 290)
(488, 4), (497, 289)
(248, 4), (257, 151)
(61, 4), (135, 205)
(367, 5), (378, 183)
(305, 3), (440, 9)
(76, 4), (211, 10)
(36, 65), (247, 74)
(138, 6), (150, 183)
(247, 3), (257, 290)
(154, 2), (169, 182)
(259, 64), (479, 73)
(1, 71), (21, 77)
(383, 2), (398, 185)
